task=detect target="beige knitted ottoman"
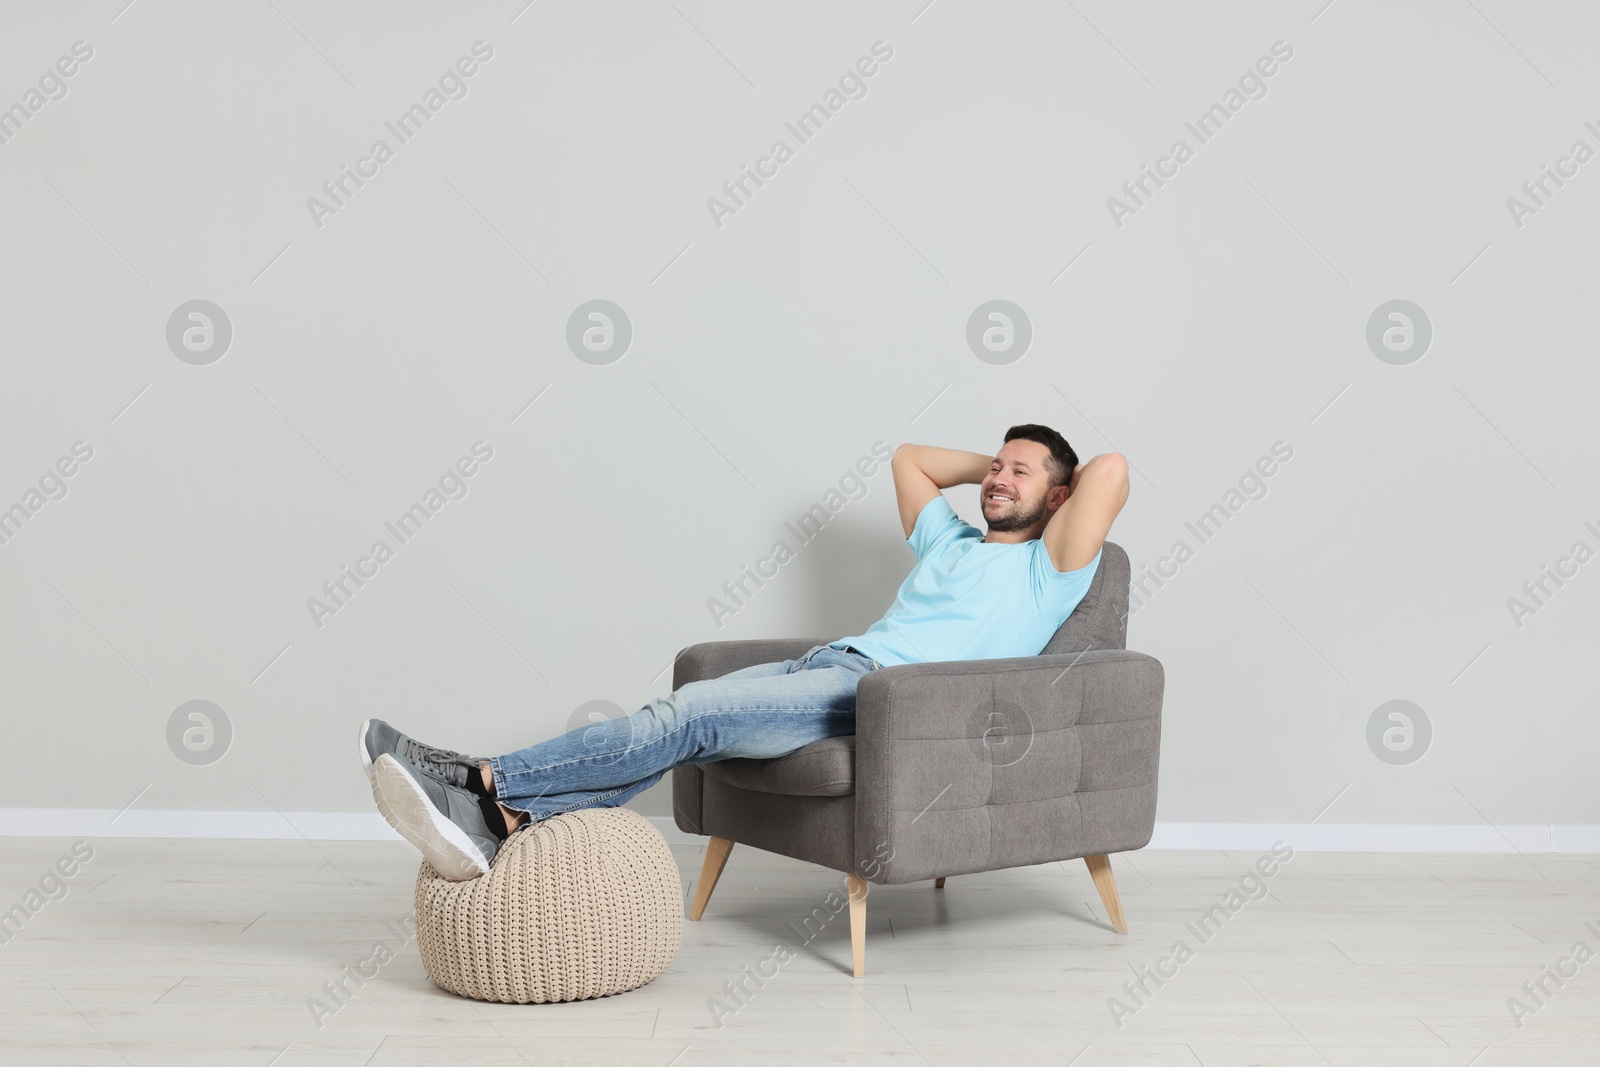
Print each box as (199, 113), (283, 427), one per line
(413, 808), (683, 1003)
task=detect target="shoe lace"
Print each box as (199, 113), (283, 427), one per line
(400, 739), (462, 766)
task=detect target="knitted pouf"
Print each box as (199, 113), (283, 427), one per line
(413, 808), (683, 1003)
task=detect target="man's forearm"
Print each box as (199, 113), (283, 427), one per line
(893, 443), (992, 489)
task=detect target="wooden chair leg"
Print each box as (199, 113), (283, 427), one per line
(933, 877), (946, 889)
(846, 873), (868, 978)
(689, 836), (734, 921)
(1084, 854), (1128, 934)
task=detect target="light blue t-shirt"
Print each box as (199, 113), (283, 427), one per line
(830, 496), (1101, 667)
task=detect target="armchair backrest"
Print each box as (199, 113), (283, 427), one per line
(1040, 540), (1130, 655)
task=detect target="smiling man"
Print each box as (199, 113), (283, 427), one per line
(360, 424), (1130, 880)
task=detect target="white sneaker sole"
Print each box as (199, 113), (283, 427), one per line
(357, 718), (376, 782)
(370, 754), (490, 881)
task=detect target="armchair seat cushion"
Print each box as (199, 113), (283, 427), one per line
(700, 736), (855, 797)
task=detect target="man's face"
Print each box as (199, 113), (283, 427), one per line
(981, 440), (1062, 533)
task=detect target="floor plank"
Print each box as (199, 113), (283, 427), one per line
(1, 836), (1596, 1065)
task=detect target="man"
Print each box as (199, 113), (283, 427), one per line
(360, 424), (1129, 880)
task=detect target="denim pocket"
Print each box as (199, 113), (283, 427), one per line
(791, 644), (824, 672)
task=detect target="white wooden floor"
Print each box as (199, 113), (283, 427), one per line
(1, 835), (1597, 1065)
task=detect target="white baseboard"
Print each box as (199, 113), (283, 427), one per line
(1, 809), (1597, 852)
(1144, 822), (1600, 853)
(0, 808), (411, 841)
(0, 809), (700, 844)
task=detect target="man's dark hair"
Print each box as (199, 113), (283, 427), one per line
(1003, 424), (1078, 489)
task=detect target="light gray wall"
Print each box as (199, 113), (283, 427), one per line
(2, 1), (1595, 830)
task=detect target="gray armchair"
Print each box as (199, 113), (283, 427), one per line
(670, 541), (1163, 976)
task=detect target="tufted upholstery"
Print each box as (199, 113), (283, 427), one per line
(850, 647), (1162, 883)
(1041, 537), (1131, 655)
(669, 542), (1164, 887)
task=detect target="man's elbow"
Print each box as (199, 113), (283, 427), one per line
(1083, 452), (1130, 497)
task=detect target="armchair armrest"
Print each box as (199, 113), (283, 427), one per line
(672, 639), (832, 689)
(852, 649), (1164, 884)
(669, 638), (831, 834)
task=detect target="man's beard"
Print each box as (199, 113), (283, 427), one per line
(984, 494), (1048, 533)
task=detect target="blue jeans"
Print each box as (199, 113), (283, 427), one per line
(490, 644), (883, 822)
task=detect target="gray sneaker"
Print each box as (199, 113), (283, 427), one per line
(358, 718), (482, 790)
(370, 754), (502, 880)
